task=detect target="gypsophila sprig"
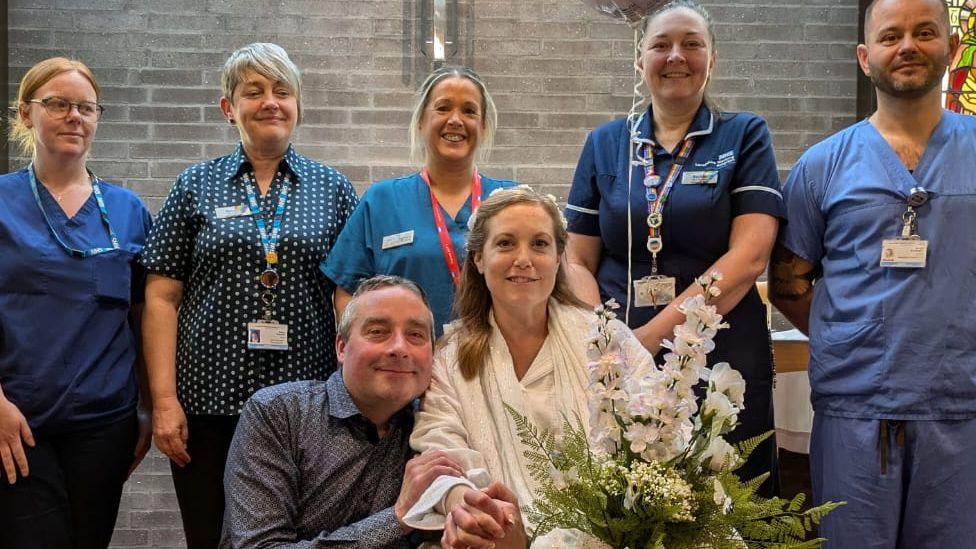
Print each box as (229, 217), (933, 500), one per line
(507, 271), (843, 548)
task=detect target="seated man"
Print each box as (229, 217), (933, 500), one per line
(221, 275), (464, 548)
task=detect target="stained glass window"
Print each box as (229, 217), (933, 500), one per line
(945, 0), (976, 114)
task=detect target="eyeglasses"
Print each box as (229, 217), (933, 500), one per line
(28, 96), (104, 120)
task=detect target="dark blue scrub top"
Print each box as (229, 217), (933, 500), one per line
(0, 168), (150, 430)
(566, 104), (785, 381)
(322, 172), (515, 335)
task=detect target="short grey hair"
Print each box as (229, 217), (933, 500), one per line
(408, 65), (497, 165)
(221, 42), (303, 124)
(337, 275), (435, 343)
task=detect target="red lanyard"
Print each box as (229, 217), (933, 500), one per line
(420, 168), (482, 287)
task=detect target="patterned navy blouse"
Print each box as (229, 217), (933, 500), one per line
(141, 144), (358, 415)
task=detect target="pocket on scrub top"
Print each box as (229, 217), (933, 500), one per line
(91, 249), (134, 304)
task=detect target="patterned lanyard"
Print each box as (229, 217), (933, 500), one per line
(420, 168), (482, 287)
(28, 163), (120, 258)
(243, 172), (293, 320)
(641, 138), (695, 274)
(243, 171), (292, 268)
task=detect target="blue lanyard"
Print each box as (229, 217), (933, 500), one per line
(28, 163), (120, 258)
(242, 172), (292, 267)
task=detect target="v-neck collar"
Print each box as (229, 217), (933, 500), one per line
(36, 178), (96, 226)
(862, 113), (949, 195)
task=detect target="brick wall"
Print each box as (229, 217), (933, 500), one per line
(8, 1), (859, 546)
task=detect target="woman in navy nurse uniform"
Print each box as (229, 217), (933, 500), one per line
(0, 57), (152, 548)
(565, 0), (785, 496)
(322, 66), (514, 336)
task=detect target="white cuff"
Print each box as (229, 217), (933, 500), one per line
(401, 468), (491, 531)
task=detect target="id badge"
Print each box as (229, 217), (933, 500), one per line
(634, 276), (676, 308)
(681, 170), (718, 185)
(247, 321), (289, 350)
(880, 239), (928, 268)
(382, 230), (415, 250)
(215, 203), (250, 219)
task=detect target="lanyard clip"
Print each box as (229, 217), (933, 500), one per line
(901, 208), (917, 239)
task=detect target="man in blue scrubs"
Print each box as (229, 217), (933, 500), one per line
(769, 0), (976, 546)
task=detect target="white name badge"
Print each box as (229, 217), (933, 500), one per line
(634, 276), (676, 308)
(880, 239), (928, 269)
(215, 203), (250, 219)
(247, 321), (289, 350)
(382, 230), (415, 250)
(681, 170), (718, 185)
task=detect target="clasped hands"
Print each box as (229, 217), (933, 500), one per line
(393, 450), (527, 549)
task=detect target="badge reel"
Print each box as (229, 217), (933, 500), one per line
(247, 256), (289, 350)
(635, 162), (675, 308)
(880, 187), (929, 269)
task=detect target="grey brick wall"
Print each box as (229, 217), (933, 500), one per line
(8, 1), (859, 546)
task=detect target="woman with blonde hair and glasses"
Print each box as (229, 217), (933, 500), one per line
(408, 186), (655, 548)
(322, 65), (514, 337)
(140, 43), (357, 548)
(0, 57), (152, 548)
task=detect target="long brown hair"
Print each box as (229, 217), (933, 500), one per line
(10, 57), (100, 158)
(452, 186), (587, 379)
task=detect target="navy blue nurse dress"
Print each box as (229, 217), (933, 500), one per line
(566, 104), (786, 496)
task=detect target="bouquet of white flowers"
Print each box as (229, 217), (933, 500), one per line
(508, 272), (842, 548)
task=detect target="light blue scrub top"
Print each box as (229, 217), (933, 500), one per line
(321, 172), (515, 336)
(779, 112), (976, 420)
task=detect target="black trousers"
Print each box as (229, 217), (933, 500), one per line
(170, 414), (239, 549)
(0, 413), (137, 549)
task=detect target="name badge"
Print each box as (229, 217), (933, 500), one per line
(634, 276), (676, 308)
(681, 170), (718, 185)
(215, 203), (250, 219)
(382, 230), (415, 250)
(247, 321), (289, 350)
(880, 239), (928, 269)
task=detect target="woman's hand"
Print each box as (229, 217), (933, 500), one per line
(0, 395), (34, 484)
(442, 481), (527, 549)
(152, 395), (190, 467)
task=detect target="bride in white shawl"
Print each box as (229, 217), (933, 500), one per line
(408, 187), (653, 548)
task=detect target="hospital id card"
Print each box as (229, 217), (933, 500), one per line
(634, 276), (676, 308)
(880, 239), (928, 269)
(247, 321), (290, 350)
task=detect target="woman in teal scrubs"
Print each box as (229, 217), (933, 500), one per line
(322, 66), (514, 336)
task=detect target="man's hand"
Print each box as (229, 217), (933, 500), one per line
(394, 450), (465, 530)
(442, 481), (527, 549)
(152, 395), (190, 467)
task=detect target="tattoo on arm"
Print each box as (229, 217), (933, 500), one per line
(769, 245), (818, 301)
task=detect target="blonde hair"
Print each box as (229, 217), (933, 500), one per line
(221, 43), (303, 124)
(452, 187), (586, 380)
(408, 65), (497, 165)
(10, 57), (100, 158)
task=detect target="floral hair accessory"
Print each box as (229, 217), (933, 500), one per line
(466, 185), (568, 231)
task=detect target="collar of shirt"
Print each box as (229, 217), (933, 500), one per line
(222, 143), (312, 184)
(633, 102), (715, 147)
(325, 371), (414, 431)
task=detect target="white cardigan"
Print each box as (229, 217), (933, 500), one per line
(410, 300), (651, 509)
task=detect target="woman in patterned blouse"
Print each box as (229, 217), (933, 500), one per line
(140, 43), (358, 549)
